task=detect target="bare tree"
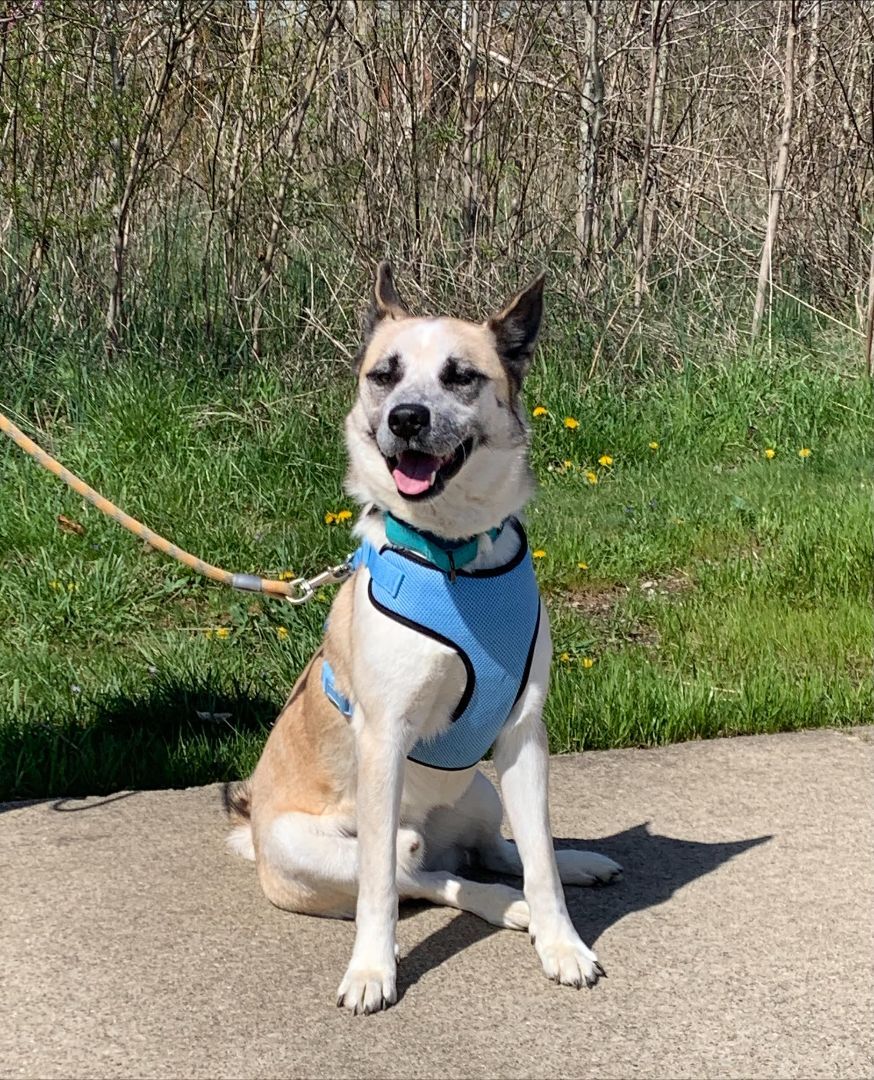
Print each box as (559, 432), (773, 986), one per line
(575, 0), (603, 274)
(752, 1), (799, 341)
(105, 2), (209, 357)
(249, 1), (341, 360)
(0, 0), (870, 369)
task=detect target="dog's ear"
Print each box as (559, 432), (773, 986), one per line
(487, 271), (545, 392)
(356, 261), (409, 367)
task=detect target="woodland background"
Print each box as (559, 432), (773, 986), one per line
(0, 0), (872, 369)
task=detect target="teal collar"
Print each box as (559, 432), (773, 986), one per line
(384, 514), (503, 577)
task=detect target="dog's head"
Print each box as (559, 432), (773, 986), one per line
(345, 262), (544, 539)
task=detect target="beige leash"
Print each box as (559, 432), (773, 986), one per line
(0, 408), (351, 604)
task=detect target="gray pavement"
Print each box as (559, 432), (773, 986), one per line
(1, 728), (872, 1080)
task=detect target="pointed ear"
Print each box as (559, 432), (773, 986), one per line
(487, 271), (545, 391)
(360, 260), (409, 340)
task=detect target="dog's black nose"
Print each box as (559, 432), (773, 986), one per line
(388, 403), (430, 440)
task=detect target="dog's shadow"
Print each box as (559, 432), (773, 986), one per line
(396, 824), (770, 1000)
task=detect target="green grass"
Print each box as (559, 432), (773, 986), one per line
(1, 328), (871, 799)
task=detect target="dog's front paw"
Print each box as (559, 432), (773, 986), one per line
(336, 959), (397, 1015)
(531, 925), (604, 989)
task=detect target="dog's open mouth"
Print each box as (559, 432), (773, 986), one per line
(387, 439), (474, 500)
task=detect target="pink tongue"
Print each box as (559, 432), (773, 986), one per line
(392, 452), (442, 496)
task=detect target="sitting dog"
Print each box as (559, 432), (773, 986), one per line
(226, 263), (621, 1014)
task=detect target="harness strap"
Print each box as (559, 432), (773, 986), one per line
(321, 660), (353, 717)
(350, 541), (405, 597)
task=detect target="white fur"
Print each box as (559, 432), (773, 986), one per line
(226, 823), (255, 861)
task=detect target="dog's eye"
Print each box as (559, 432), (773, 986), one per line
(367, 356), (401, 389)
(368, 368), (397, 388)
(441, 362), (482, 388)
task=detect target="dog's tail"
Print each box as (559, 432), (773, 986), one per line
(223, 779), (251, 822)
(222, 779), (255, 860)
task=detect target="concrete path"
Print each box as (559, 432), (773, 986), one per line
(1, 728), (872, 1080)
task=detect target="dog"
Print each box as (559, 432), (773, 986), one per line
(226, 263), (621, 1014)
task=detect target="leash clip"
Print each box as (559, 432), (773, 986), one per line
(285, 556), (355, 606)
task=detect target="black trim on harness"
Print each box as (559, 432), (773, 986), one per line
(512, 601), (542, 708)
(365, 523), (541, 773)
(366, 579), (474, 723)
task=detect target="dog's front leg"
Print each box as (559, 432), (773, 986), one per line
(494, 716), (604, 988)
(493, 615), (604, 989)
(336, 708), (405, 1014)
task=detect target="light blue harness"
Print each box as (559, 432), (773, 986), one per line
(321, 516), (541, 771)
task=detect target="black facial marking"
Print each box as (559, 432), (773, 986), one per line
(366, 352), (403, 391)
(440, 356), (486, 401)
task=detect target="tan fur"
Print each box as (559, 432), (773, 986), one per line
(256, 856), (353, 919)
(248, 578), (357, 829)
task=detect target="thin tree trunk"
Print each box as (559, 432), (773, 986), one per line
(223, 0), (263, 311)
(864, 230), (874, 377)
(633, 1), (668, 311)
(751, 2), (798, 340)
(643, 12), (669, 267)
(804, 0), (820, 114)
(250, 2), (340, 361)
(575, 0), (603, 275)
(460, 0), (480, 248)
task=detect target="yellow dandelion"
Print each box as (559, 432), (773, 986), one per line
(649, 441), (659, 450)
(563, 459), (573, 469)
(49, 580), (61, 591)
(798, 447), (811, 459)
(67, 582), (77, 592)
(564, 417), (579, 430)
(585, 470), (598, 485)
(336, 509), (353, 522)
(560, 652), (571, 663)
(276, 626), (289, 640)
(532, 549), (546, 559)
(581, 657), (595, 669)
(598, 454), (613, 467)
(324, 511), (337, 525)
(215, 627), (230, 639)
(764, 448), (776, 460)
(532, 406), (548, 418)
(577, 561), (589, 571)
(278, 570), (295, 581)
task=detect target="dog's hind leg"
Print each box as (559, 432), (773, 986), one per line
(399, 869), (529, 930)
(256, 811), (425, 920)
(478, 837), (622, 886)
(459, 770), (622, 886)
(256, 809), (529, 929)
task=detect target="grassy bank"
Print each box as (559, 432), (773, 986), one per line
(0, 328), (871, 799)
